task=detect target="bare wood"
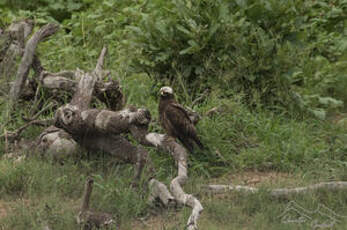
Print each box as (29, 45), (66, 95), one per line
(128, 125), (204, 229)
(80, 178), (93, 212)
(42, 225), (51, 230)
(68, 71), (96, 110)
(94, 80), (124, 111)
(0, 20), (34, 97)
(144, 133), (203, 230)
(94, 46), (107, 80)
(40, 71), (76, 90)
(8, 19), (34, 41)
(55, 105), (153, 181)
(0, 19), (33, 62)
(36, 126), (78, 160)
(148, 179), (175, 207)
(53, 48), (152, 181)
(14, 46), (123, 110)
(38, 70), (123, 110)
(77, 178), (115, 229)
(0, 119), (52, 141)
(204, 182), (347, 198)
(9, 23), (59, 103)
(69, 47), (106, 109)
(1, 20), (34, 88)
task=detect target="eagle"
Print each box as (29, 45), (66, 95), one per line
(159, 86), (204, 153)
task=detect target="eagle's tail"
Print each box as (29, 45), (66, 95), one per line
(179, 137), (194, 153)
(194, 138), (204, 150)
(190, 131), (204, 150)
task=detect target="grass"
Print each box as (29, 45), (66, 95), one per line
(0, 99), (346, 229)
(2, 162), (346, 229)
(1, 70), (347, 229)
(0, 61), (346, 229)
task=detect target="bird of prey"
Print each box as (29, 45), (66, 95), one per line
(159, 86), (204, 153)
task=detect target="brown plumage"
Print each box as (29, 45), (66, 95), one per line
(159, 86), (204, 153)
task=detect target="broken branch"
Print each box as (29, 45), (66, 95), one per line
(144, 133), (203, 230)
(204, 181), (347, 198)
(9, 23), (59, 104)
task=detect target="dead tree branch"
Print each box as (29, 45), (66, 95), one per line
(148, 179), (175, 207)
(0, 19), (34, 63)
(0, 119), (52, 141)
(9, 23), (59, 104)
(204, 182), (347, 198)
(53, 47), (153, 181)
(145, 134), (203, 230)
(128, 126), (203, 230)
(0, 20), (34, 97)
(36, 126), (78, 160)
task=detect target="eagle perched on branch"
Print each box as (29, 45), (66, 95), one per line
(159, 86), (204, 153)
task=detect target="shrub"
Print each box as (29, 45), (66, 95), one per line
(122, 0), (346, 113)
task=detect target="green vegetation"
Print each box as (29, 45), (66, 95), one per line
(0, 0), (346, 229)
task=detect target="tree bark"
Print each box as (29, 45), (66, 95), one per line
(51, 48), (203, 229)
(9, 23), (59, 103)
(0, 20), (34, 96)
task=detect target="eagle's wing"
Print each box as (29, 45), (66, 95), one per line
(162, 103), (197, 153)
(170, 103), (204, 151)
(164, 103), (196, 137)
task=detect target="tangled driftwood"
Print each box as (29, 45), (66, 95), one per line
(146, 135), (203, 230)
(49, 46), (203, 229)
(52, 47), (154, 182)
(130, 127), (204, 229)
(204, 181), (347, 198)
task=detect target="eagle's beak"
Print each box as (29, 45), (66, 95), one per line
(159, 88), (166, 96)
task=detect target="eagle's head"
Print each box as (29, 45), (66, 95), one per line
(159, 86), (174, 97)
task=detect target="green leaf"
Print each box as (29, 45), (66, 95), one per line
(309, 109), (326, 120)
(103, 0), (114, 8)
(179, 46), (194, 55)
(208, 22), (220, 39)
(318, 97), (343, 108)
(176, 24), (192, 36)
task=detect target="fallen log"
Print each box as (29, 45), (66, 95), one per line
(50, 46), (203, 228)
(39, 69), (124, 111)
(53, 47), (154, 182)
(36, 126), (78, 161)
(204, 181), (347, 198)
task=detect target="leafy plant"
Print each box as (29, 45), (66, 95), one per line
(121, 0), (346, 114)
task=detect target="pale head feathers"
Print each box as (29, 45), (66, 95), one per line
(159, 86), (173, 96)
